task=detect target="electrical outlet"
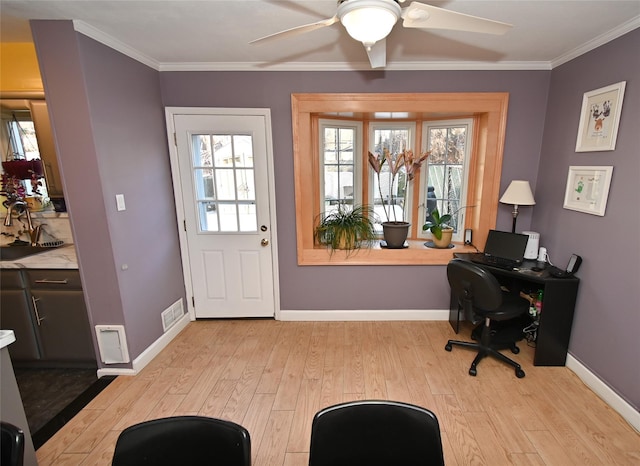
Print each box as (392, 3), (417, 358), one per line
(115, 194), (126, 211)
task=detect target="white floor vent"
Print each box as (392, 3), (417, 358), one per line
(95, 325), (130, 364)
(162, 299), (185, 332)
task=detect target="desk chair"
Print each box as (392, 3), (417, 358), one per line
(111, 416), (250, 466)
(308, 400), (445, 466)
(1, 422), (25, 466)
(445, 258), (529, 378)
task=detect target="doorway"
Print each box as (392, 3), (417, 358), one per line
(166, 108), (279, 319)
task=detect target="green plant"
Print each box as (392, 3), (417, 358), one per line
(314, 204), (377, 253)
(422, 208), (453, 240)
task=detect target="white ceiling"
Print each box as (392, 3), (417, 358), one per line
(1, 0), (639, 71)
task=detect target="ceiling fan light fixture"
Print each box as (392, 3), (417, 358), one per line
(338, 0), (401, 46)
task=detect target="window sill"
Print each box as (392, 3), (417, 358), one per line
(298, 241), (477, 266)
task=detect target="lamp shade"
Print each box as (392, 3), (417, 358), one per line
(499, 180), (535, 206)
(339, 0), (400, 46)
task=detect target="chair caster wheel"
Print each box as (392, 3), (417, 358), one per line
(445, 343), (452, 352)
(511, 346), (520, 354)
(469, 368), (477, 376)
(516, 368), (525, 378)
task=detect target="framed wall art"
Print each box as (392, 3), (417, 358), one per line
(563, 166), (613, 216)
(575, 81), (626, 152)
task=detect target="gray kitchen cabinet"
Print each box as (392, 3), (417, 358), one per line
(0, 269), (95, 366)
(25, 270), (95, 364)
(0, 270), (40, 361)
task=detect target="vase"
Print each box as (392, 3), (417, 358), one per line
(382, 221), (410, 248)
(432, 227), (454, 248)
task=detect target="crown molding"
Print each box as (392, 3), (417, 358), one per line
(73, 17), (639, 73)
(551, 15), (640, 69)
(73, 20), (160, 70)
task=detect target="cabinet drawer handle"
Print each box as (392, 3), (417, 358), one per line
(35, 279), (69, 285)
(31, 296), (45, 326)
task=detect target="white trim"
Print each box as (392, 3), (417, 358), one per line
(566, 354), (640, 433)
(159, 60), (553, 72)
(73, 20), (160, 70)
(72, 16), (639, 73)
(278, 309), (450, 321)
(551, 16), (640, 69)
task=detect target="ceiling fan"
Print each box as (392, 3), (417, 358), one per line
(250, 0), (512, 68)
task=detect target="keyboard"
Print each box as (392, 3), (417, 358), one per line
(469, 253), (519, 270)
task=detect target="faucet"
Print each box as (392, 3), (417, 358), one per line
(3, 200), (41, 246)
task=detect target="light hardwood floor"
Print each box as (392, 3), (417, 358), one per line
(36, 320), (639, 465)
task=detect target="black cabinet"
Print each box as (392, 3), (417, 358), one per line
(0, 269), (96, 367)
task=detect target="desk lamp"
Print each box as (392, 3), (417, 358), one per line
(500, 180), (535, 233)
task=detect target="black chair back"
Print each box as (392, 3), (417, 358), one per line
(112, 416), (250, 466)
(308, 400), (445, 466)
(447, 258), (504, 313)
(1, 422), (25, 466)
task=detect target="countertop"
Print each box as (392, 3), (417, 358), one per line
(0, 329), (16, 349)
(0, 244), (79, 269)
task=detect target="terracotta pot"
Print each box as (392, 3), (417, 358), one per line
(432, 227), (453, 248)
(382, 221), (410, 248)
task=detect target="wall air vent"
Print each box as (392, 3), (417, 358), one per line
(95, 325), (130, 364)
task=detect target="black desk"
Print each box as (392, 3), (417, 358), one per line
(451, 253), (580, 366)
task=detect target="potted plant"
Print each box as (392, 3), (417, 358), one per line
(421, 208), (454, 248)
(368, 148), (429, 248)
(314, 204), (377, 255)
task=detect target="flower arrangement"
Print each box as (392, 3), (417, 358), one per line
(1, 174), (27, 208)
(368, 148), (430, 223)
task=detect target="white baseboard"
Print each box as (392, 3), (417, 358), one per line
(97, 312), (191, 378)
(566, 353), (639, 433)
(277, 309), (450, 321)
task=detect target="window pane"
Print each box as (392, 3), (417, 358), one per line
(239, 204), (257, 231)
(194, 168), (214, 199)
(425, 125), (468, 233)
(194, 135), (213, 167)
(198, 201), (219, 232)
(219, 204), (238, 232)
(321, 124), (357, 209)
(372, 127), (411, 223)
(191, 133), (258, 234)
(215, 169), (236, 200)
(236, 169), (255, 200)
(233, 135), (253, 167)
(212, 135), (233, 167)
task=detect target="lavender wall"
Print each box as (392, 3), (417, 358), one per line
(534, 29), (640, 409)
(31, 21), (186, 363)
(160, 70), (550, 310)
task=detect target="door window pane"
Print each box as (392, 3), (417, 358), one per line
(192, 133), (257, 232)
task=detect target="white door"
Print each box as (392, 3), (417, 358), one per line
(166, 108), (278, 318)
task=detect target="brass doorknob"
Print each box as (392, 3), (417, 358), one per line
(261, 238), (269, 246)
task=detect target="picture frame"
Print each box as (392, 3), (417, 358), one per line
(563, 166), (613, 216)
(575, 81), (626, 152)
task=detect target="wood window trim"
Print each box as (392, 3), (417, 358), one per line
(292, 92), (509, 266)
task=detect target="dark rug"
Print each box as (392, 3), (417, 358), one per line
(14, 368), (115, 449)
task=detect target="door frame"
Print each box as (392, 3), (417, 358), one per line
(165, 107), (280, 320)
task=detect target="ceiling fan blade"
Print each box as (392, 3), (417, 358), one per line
(250, 15), (339, 44)
(401, 2), (512, 35)
(365, 39), (386, 69)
